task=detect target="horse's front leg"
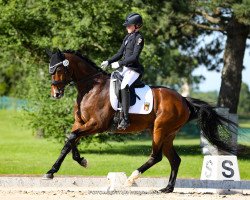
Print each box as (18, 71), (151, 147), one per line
(72, 145), (88, 168)
(43, 132), (78, 179)
(43, 118), (100, 179)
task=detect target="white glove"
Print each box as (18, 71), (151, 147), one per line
(101, 61), (109, 69)
(111, 62), (120, 69)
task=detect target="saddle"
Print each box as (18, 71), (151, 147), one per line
(109, 71), (153, 130)
(111, 71), (145, 107)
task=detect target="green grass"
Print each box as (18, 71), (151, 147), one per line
(240, 123), (250, 128)
(0, 110), (249, 179)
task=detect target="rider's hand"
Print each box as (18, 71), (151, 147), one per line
(111, 62), (120, 69)
(101, 61), (109, 69)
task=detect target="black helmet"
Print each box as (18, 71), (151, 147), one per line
(123, 13), (143, 28)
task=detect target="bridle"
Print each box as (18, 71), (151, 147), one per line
(49, 58), (103, 92)
(50, 59), (72, 86)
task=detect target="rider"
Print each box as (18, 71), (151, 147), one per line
(101, 13), (144, 130)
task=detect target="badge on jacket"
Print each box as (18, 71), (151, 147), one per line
(137, 38), (142, 45)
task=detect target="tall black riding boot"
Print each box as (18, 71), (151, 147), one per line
(118, 86), (130, 130)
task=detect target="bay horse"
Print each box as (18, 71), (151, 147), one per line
(44, 49), (237, 193)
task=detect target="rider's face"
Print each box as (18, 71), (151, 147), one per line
(126, 25), (135, 33)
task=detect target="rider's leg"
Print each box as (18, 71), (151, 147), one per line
(120, 69), (140, 89)
(118, 69), (139, 130)
(118, 85), (130, 130)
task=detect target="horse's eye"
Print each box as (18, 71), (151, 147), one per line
(57, 67), (63, 72)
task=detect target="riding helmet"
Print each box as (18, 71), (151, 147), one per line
(123, 13), (143, 28)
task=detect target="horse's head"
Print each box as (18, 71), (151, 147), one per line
(48, 49), (108, 99)
(48, 49), (72, 99)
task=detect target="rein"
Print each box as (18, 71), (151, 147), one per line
(69, 72), (103, 86)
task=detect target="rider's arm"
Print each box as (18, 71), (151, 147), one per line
(107, 44), (124, 64)
(107, 35), (128, 64)
(118, 35), (144, 67)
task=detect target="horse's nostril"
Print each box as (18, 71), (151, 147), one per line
(55, 92), (60, 98)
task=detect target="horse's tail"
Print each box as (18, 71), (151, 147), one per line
(184, 97), (238, 155)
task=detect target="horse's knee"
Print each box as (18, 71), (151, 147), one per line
(61, 133), (78, 155)
(68, 132), (78, 141)
(67, 132), (79, 146)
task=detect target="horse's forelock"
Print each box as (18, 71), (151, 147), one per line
(50, 51), (64, 66)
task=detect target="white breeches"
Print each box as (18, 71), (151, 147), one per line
(119, 67), (140, 89)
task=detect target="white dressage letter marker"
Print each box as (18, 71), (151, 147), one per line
(201, 155), (240, 181)
(200, 155), (241, 194)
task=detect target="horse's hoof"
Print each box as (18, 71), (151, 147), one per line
(42, 173), (54, 180)
(124, 179), (133, 187)
(80, 158), (88, 168)
(159, 186), (174, 193)
(125, 170), (140, 187)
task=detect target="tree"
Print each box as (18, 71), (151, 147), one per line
(154, 0), (250, 113)
(2, 0), (248, 142)
(0, 0), (201, 97)
(190, 90), (218, 104)
(0, 0), (200, 139)
(2, 0), (197, 142)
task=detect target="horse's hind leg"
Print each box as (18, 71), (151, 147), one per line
(126, 130), (163, 186)
(160, 140), (181, 193)
(126, 149), (163, 186)
(72, 145), (88, 168)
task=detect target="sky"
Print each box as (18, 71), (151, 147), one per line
(192, 40), (250, 92)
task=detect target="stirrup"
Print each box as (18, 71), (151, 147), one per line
(117, 118), (130, 130)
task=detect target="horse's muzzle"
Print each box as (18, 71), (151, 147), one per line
(53, 92), (63, 99)
(51, 87), (64, 99)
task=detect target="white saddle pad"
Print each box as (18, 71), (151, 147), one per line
(109, 79), (153, 114)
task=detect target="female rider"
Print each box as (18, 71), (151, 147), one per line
(101, 13), (144, 130)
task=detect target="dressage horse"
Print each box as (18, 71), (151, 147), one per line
(44, 49), (237, 193)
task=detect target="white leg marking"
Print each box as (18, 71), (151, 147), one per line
(125, 170), (141, 187)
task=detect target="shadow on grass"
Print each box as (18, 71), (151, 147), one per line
(238, 145), (250, 160)
(80, 144), (152, 156)
(80, 144), (202, 157)
(79, 143), (250, 160)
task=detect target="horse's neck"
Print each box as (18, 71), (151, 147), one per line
(74, 68), (109, 95)
(71, 57), (109, 100)
(76, 74), (109, 108)
(73, 61), (96, 80)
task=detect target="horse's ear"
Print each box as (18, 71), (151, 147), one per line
(45, 49), (53, 58)
(57, 48), (64, 59)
